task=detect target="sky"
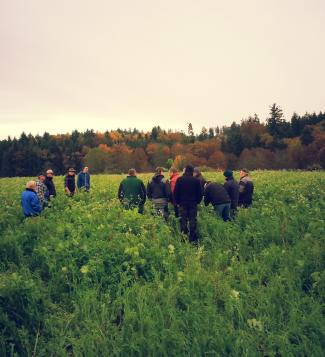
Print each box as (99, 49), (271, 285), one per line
(0, 0), (325, 139)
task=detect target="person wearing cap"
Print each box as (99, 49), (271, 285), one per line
(118, 168), (146, 214)
(77, 166), (91, 192)
(44, 169), (56, 198)
(147, 167), (171, 220)
(223, 169), (239, 217)
(204, 181), (231, 221)
(169, 167), (180, 217)
(21, 181), (42, 217)
(64, 168), (77, 196)
(193, 167), (207, 192)
(174, 165), (203, 244)
(35, 173), (49, 208)
(238, 168), (254, 208)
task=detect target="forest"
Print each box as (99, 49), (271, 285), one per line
(0, 104), (324, 177)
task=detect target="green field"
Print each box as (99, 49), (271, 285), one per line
(1, 171), (325, 356)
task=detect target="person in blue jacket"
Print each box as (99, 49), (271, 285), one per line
(21, 181), (42, 217)
(77, 166), (90, 192)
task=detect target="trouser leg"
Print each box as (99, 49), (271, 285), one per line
(138, 203), (144, 214)
(174, 204), (179, 218)
(179, 206), (189, 235)
(188, 206), (198, 243)
(222, 203), (231, 221)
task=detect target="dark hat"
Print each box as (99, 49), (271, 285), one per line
(184, 165), (194, 174)
(223, 169), (233, 178)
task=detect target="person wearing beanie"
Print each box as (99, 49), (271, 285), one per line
(174, 165), (203, 244)
(44, 169), (56, 198)
(238, 168), (254, 207)
(64, 168), (77, 196)
(223, 169), (239, 217)
(21, 181), (42, 217)
(147, 167), (171, 221)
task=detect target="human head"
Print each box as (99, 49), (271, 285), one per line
(155, 167), (164, 175)
(26, 180), (36, 191)
(184, 165), (194, 175)
(68, 168), (76, 176)
(38, 173), (46, 182)
(193, 167), (201, 177)
(223, 169), (233, 178)
(169, 167), (178, 177)
(46, 169), (54, 177)
(240, 168), (249, 178)
(83, 166), (89, 173)
(128, 168), (136, 176)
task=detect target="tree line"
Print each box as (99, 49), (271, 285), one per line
(0, 104), (324, 177)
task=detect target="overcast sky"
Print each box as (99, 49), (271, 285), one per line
(0, 0), (324, 139)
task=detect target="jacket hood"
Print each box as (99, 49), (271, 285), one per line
(240, 176), (251, 183)
(152, 174), (164, 183)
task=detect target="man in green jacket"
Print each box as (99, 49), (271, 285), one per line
(118, 168), (146, 214)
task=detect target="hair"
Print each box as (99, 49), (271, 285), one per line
(241, 168), (249, 174)
(26, 180), (36, 189)
(155, 167), (164, 174)
(46, 169), (53, 175)
(184, 165), (194, 174)
(128, 168), (136, 176)
(193, 167), (201, 174)
(170, 167), (178, 173)
(38, 173), (45, 178)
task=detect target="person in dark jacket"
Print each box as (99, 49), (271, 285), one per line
(193, 167), (207, 192)
(238, 168), (254, 207)
(44, 169), (56, 198)
(204, 181), (231, 221)
(77, 166), (91, 192)
(174, 165), (203, 244)
(223, 170), (239, 218)
(147, 167), (171, 220)
(118, 168), (146, 214)
(21, 181), (42, 217)
(64, 168), (77, 196)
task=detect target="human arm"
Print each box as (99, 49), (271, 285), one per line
(31, 194), (42, 214)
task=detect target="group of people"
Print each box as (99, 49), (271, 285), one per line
(118, 165), (254, 243)
(21, 164), (254, 244)
(21, 167), (91, 217)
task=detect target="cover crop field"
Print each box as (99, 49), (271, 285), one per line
(0, 171), (324, 356)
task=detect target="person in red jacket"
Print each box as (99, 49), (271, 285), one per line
(169, 167), (180, 217)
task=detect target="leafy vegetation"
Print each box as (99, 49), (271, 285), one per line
(0, 171), (324, 356)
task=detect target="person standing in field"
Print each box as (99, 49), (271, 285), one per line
(147, 167), (171, 220)
(21, 181), (42, 217)
(169, 167), (180, 217)
(204, 181), (231, 221)
(223, 170), (239, 217)
(193, 167), (207, 192)
(64, 168), (77, 196)
(174, 165), (203, 244)
(77, 166), (91, 192)
(35, 173), (49, 208)
(44, 169), (56, 199)
(118, 168), (146, 214)
(238, 168), (254, 208)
